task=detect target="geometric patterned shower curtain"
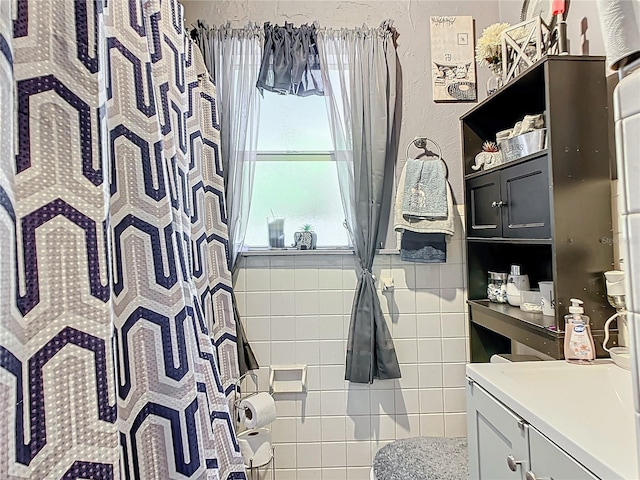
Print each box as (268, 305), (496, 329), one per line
(0, 0), (246, 477)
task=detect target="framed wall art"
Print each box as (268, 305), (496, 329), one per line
(430, 16), (477, 102)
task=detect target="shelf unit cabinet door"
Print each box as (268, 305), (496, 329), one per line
(467, 171), (502, 238)
(467, 380), (530, 480)
(500, 156), (551, 239)
(528, 426), (599, 480)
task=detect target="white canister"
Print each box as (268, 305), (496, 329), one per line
(506, 265), (530, 306)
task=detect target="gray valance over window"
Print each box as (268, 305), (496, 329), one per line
(257, 22), (324, 96)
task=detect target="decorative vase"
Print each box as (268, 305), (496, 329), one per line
(293, 231), (317, 250)
(486, 66), (503, 95)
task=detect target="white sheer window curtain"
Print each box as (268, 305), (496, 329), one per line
(194, 22), (262, 269)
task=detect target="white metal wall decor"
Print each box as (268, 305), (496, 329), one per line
(501, 16), (555, 83)
(430, 16), (477, 102)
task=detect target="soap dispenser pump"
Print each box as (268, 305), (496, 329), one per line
(564, 298), (595, 364)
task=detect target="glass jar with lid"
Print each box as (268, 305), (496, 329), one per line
(488, 271), (508, 303)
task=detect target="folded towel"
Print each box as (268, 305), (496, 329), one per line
(400, 231), (447, 263)
(402, 158), (448, 218)
(394, 161), (455, 236)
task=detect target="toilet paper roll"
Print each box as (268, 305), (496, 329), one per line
(596, 0), (640, 70)
(240, 392), (276, 429)
(238, 428), (272, 467)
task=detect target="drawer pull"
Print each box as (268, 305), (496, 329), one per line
(507, 455), (522, 472)
(491, 200), (504, 208)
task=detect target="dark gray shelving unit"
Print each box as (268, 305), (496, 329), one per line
(461, 56), (616, 362)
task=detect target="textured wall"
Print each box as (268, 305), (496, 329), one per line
(182, 0), (502, 247)
(182, 0), (616, 248)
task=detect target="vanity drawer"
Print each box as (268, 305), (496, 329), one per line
(528, 426), (599, 480)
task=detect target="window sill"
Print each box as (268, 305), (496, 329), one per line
(242, 248), (353, 256)
(241, 248), (400, 256)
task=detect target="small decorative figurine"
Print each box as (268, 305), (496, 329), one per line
(472, 141), (502, 171)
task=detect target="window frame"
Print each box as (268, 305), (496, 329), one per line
(244, 150), (352, 252)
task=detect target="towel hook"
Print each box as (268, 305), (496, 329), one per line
(405, 136), (442, 161)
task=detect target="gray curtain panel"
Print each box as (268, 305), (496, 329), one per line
(193, 22), (262, 374)
(318, 20), (401, 383)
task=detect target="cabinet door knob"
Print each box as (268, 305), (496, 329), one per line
(491, 200), (504, 208)
(506, 455), (522, 472)
(525, 471), (550, 480)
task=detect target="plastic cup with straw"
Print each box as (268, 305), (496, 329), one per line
(267, 210), (285, 248)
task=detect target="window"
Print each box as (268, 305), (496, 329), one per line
(244, 93), (350, 249)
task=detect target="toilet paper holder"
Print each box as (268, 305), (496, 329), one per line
(232, 372), (273, 427)
(232, 372), (276, 479)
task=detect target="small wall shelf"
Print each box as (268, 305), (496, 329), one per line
(269, 365), (307, 394)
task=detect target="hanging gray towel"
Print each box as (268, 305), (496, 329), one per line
(400, 231), (447, 263)
(402, 158), (448, 218)
(394, 165), (455, 237)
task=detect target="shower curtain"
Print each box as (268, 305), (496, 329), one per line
(0, 0), (246, 478)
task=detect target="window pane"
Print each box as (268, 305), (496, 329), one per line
(257, 94), (333, 152)
(245, 159), (349, 248)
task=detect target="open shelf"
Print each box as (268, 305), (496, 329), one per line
(468, 300), (615, 362)
(469, 300), (558, 336)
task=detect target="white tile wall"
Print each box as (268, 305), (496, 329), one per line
(237, 207), (468, 478)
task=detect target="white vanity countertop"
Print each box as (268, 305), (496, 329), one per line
(466, 360), (638, 480)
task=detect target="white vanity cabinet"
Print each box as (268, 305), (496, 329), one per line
(466, 362), (638, 480)
(467, 379), (599, 480)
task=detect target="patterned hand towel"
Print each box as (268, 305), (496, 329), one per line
(402, 158), (448, 218)
(394, 162), (455, 237)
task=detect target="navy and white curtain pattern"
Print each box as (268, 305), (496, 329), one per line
(0, 0), (246, 478)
